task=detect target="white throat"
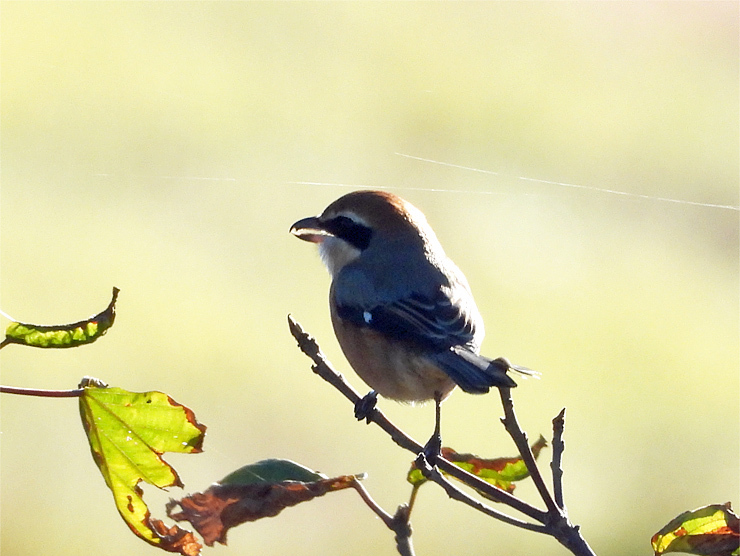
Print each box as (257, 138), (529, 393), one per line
(318, 236), (361, 277)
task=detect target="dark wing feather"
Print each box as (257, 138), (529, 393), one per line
(335, 290), (476, 351)
(332, 265), (518, 394)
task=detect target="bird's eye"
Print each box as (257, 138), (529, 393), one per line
(321, 215), (372, 251)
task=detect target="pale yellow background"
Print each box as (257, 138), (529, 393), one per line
(1, 2), (738, 556)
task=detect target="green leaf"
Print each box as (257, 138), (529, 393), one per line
(1, 287), (119, 349)
(79, 380), (206, 555)
(169, 460), (360, 546)
(652, 503), (740, 556)
(220, 459), (327, 485)
(408, 435), (548, 496)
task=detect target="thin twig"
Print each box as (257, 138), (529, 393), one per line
(288, 315), (422, 453)
(0, 385), (85, 397)
(390, 505), (415, 556)
(498, 387), (560, 516)
(435, 458), (547, 522)
(551, 408), (567, 510)
(499, 389), (596, 556)
(413, 454), (548, 534)
(351, 478), (394, 528)
(351, 478), (415, 556)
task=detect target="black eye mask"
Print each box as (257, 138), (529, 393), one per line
(320, 215), (373, 251)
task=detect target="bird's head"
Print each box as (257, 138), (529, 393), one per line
(290, 190), (438, 277)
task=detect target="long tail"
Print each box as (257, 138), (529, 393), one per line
(429, 347), (522, 394)
(502, 358), (541, 380)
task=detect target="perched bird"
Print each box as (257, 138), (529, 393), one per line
(291, 190), (532, 460)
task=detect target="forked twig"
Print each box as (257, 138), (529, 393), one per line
(287, 315), (546, 521)
(498, 386), (560, 514)
(412, 454), (548, 534)
(288, 315), (596, 556)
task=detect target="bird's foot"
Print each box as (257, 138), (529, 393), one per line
(354, 390), (378, 423)
(420, 390), (444, 466)
(421, 431), (442, 466)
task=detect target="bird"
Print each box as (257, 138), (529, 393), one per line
(290, 190), (533, 461)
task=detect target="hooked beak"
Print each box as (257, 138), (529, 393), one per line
(290, 216), (333, 243)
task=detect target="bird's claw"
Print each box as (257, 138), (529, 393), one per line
(354, 390), (378, 423)
(421, 432), (442, 466)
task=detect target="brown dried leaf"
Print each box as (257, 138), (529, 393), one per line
(168, 475), (358, 546)
(150, 519), (202, 556)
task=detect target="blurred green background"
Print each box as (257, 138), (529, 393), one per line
(1, 2), (737, 555)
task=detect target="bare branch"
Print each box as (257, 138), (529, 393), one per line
(498, 390), (596, 556)
(0, 385), (84, 397)
(413, 454), (548, 534)
(289, 315), (597, 556)
(288, 314), (423, 454)
(390, 505), (415, 556)
(351, 475), (415, 555)
(351, 478), (394, 528)
(498, 387), (560, 515)
(289, 315), (547, 523)
(551, 408), (567, 510)
(434, 458), (547, 522)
